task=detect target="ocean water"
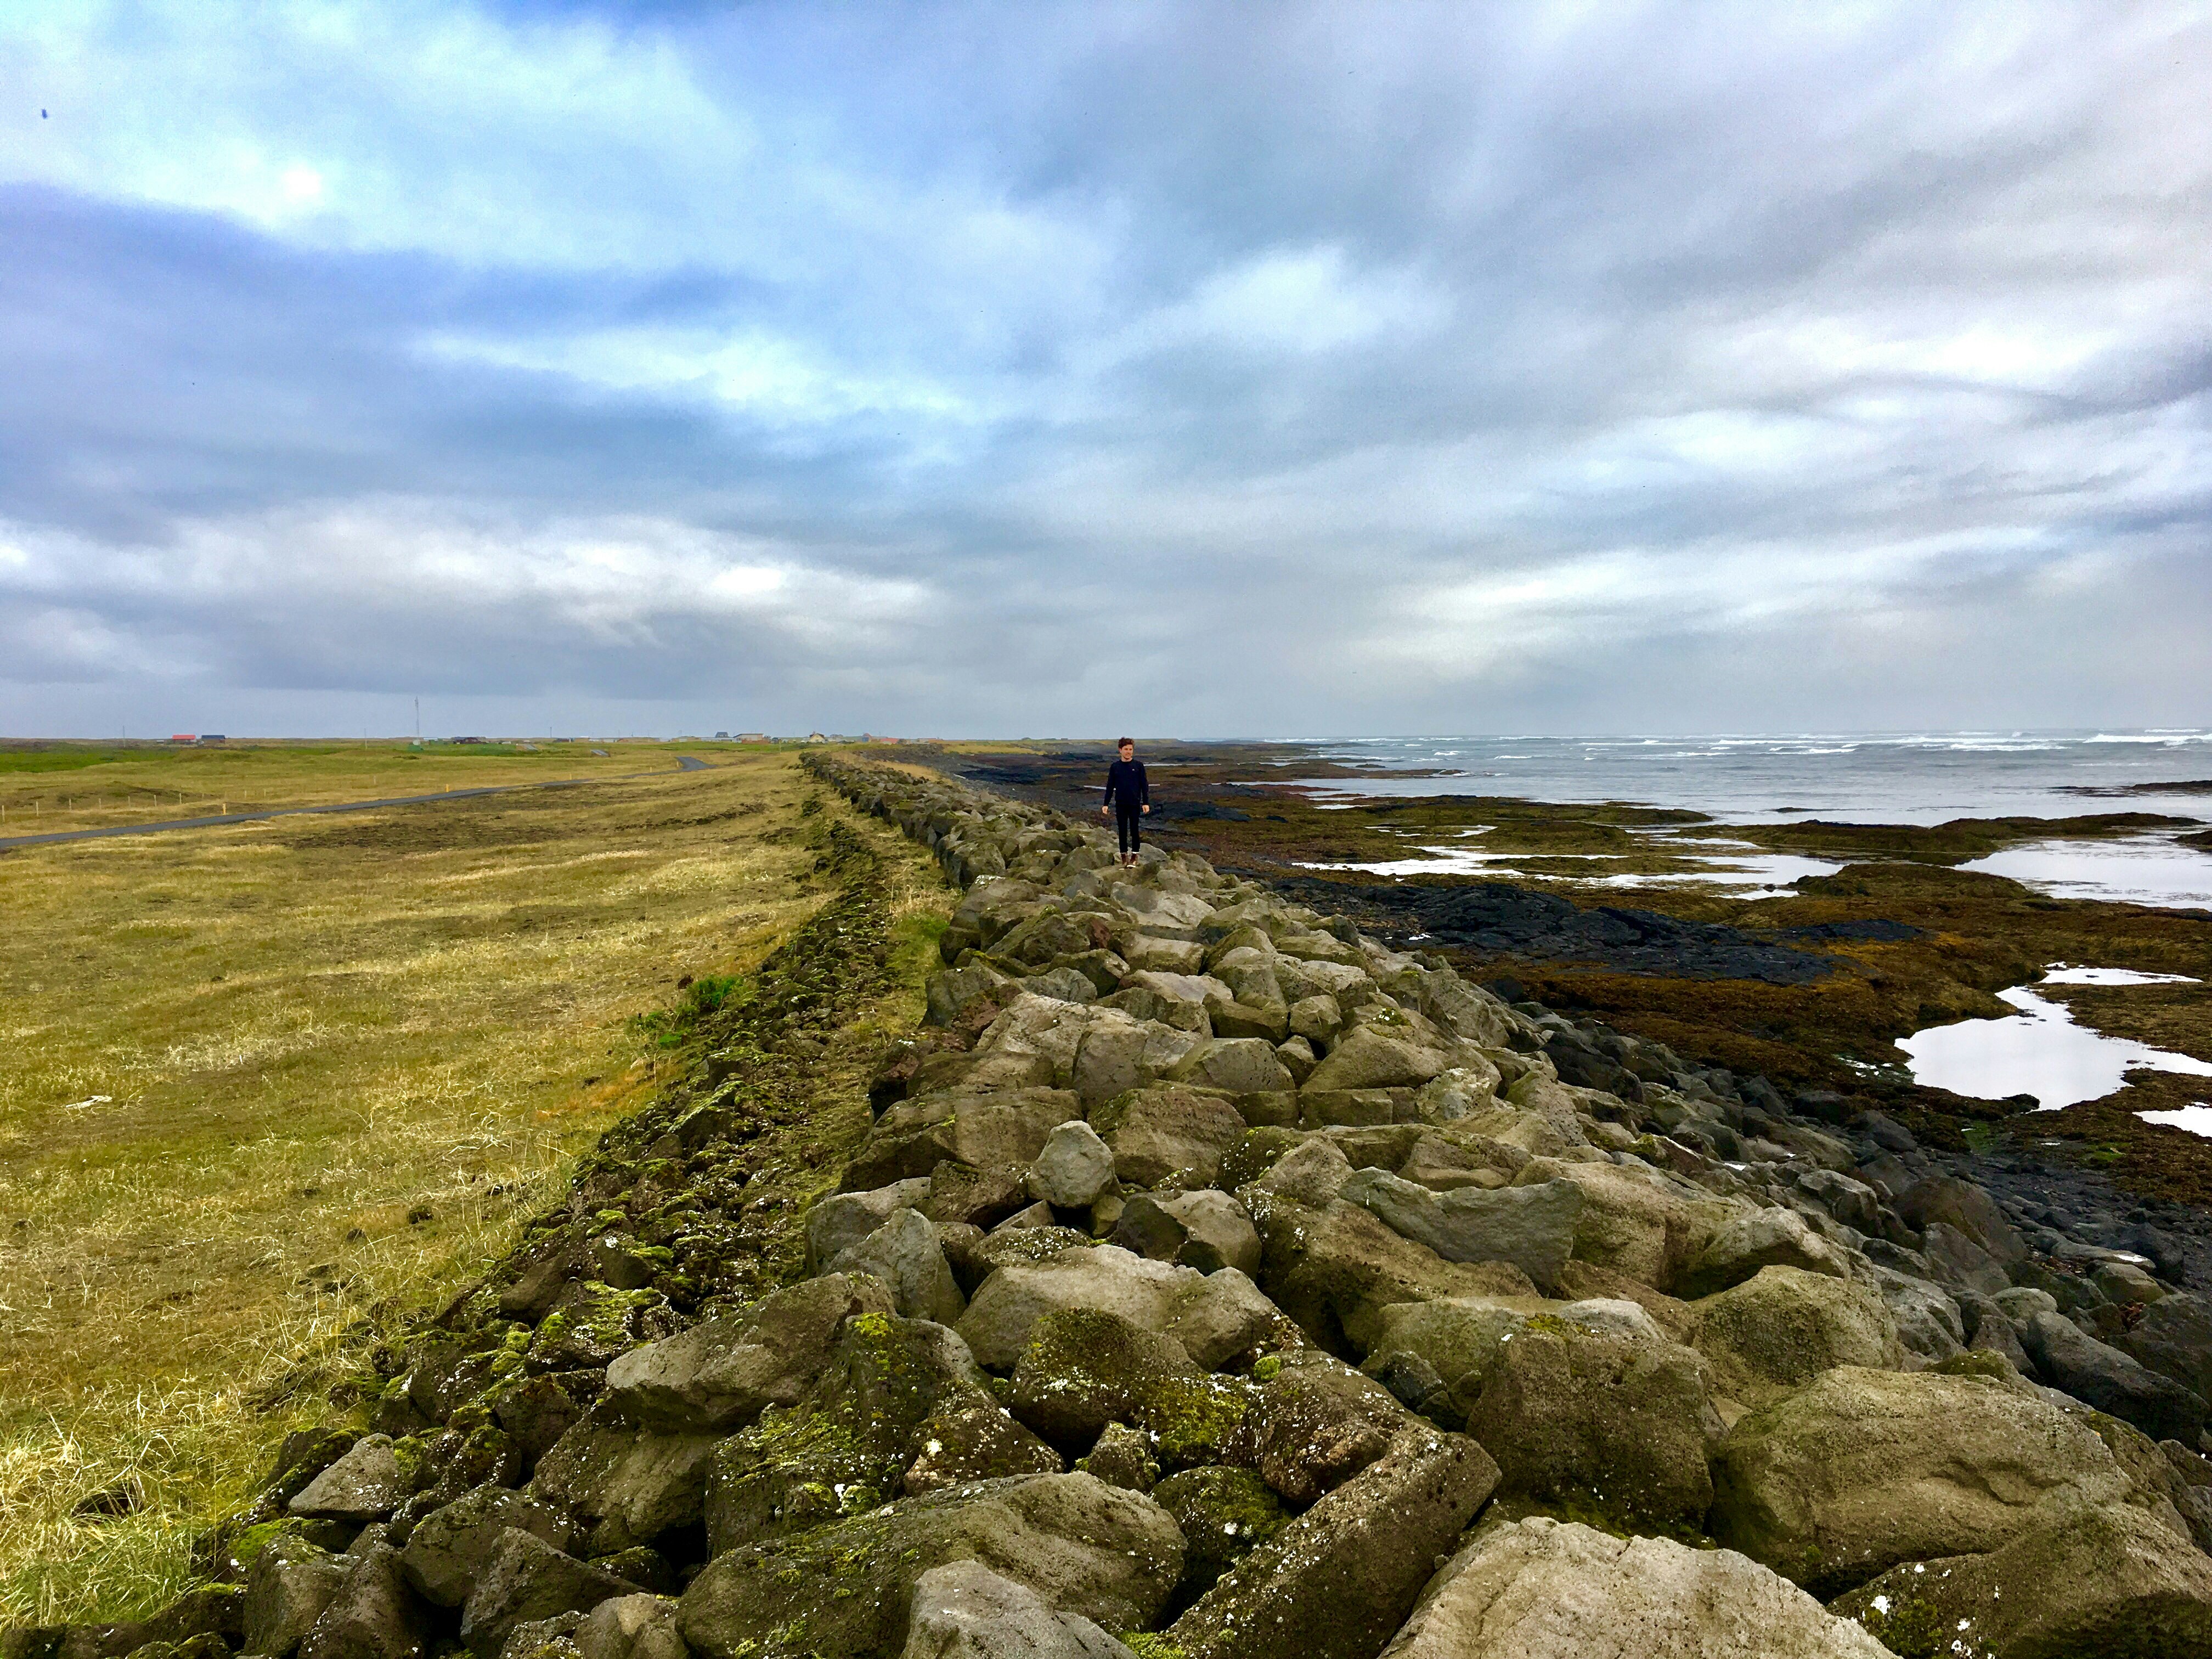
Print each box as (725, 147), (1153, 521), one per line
(1287, 730), (2212, 909)
(1297, 730), (2212, 823)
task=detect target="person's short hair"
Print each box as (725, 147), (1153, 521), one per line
(1116, 737), (1133, 748)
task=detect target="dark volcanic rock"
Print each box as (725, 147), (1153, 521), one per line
(1274, 878), (1838, 983)
(1772, 919), (1922, 944)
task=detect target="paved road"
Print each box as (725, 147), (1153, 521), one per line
(0, 757), (714, 851)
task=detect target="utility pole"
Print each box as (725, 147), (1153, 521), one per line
(414, 697), (420, 742)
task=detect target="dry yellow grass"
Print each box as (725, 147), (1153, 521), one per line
(0, 738), (777, 838)
(0, 748), (840, 1624)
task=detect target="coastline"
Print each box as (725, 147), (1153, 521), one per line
(14, 746), (2212, 1658)
(885, 738), (2212, 1203)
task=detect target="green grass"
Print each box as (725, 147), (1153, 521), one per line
(0, 752), (128, 775)
(628, 973), (748, 1049)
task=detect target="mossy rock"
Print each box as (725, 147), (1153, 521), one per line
(1150, 1466), (1285, 1607)
(1136, 1374), (1257, 1473)
(680, 1472), (1184, 1659)
(1220, 1127), (1306, 1192)
(527, 1283), (670, 1370)
(1829, 1498), (2212, 1658)
(1009, 1308), (1201, 1445)
(702, 1313), (1000, 1554)
(1928, 1349), (2016, 1382)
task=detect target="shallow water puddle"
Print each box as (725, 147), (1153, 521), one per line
(1302, 834), (1841, 892)
(1900, 968), (2212, 1111)
(2140, 1104), (2212, 1138)
(1962, 836), (2212, 909)
(2039, 964), (2200, 986)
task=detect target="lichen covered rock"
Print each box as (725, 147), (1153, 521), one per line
(679, 1473), (1184, 1659)
(1384, 1517), (1891, 1658)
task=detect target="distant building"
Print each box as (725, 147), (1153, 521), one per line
(736, 732), (769, 743)
(805, 732), (828, 743)
(714, 731), (730, 739)
(199, 734), (227, 743)
(170, 733), (196, 743)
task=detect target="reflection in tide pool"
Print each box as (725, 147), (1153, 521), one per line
(1900, 985), (2212, 1108)
(2141, 1105), (2212, 1139)
(2041, 966), (2200, 986)
(1962, 837), (2212, 910)
(1302, 836), (1843, 894)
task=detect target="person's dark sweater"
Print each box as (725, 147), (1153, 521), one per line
(1104, 758), (1149, 809)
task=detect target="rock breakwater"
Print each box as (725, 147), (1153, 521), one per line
(18, 758), (2212, 1659)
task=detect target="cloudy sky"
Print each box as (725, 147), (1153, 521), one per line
(4, 2), (2209, 739)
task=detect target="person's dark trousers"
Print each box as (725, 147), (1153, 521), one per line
(1116, 805), (1143, 855)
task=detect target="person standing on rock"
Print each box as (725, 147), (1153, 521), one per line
(1102, 736), (1150, 868)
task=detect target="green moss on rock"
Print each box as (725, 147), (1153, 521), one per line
(1150, 1466), (1285, 1607)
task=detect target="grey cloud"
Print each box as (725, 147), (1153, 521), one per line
(3, 3), (2209, 737)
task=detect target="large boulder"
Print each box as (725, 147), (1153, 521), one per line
(1412, 972), (1517, 1050)
(1383, 1517), (1891, 1658)
(1255, 1197), (1539, 1355)
(1466, 1323), (1722, 1534)
(1303, 1027), (1451, 1094)
(575, 1595), (687, 1659)
(926, 964), (1020, 1032)
(807, 1182), (935, 1273)
(680, 1474), (1182, 1659)
(1069, 1017), (1207, 1107)
(1091, 1088), (1249, 1188)
(848, 1090), (1077, 1190)
(1229, 1353), (1407, 1505)
(1894, 1176), (2027, 1265)
(830, 1210), (966, 1325)
(1412, 1066), (1506, 1127)
(1872, 1268), (1965, 1363)
(899, 1561), (1137, 1658)
(1166, 1427), (1498, 1659)
(288, 1436), (405, 1523)
(603, 1274), (895, 1431)
(2019, 1308), (2210, 1444)
(2119, 1291), (2212, 1401)
(1918, 1221), (2013, 1297)
(244, 1535), (351, 1659)
(529, 1409), (721, 1555)
(1165, 1041), (1297, 1099)
(1711, 1365), (2134, 1595)
(1521, 1159), (1735, 1293)
(1677, 1207), (1857, 1300)
(1359, 1299), (1530, 1421)
(399, 1487), (573, 1606)
(1690, 1267), (1904, 1404)
(1339, 1170), (1580, 1292)
(298, 1541), (436, 1659)
(458, 1531), (643, 1656)
(1028, 1122), (1116, 1209)
(1109, 1190), (1262, 1278)
(1008, 1308), (1200, 1444)
(703, 1312), (1046, 1554)
(1241, 1137), (1352, 1209)
(1831, 1499), (2212, 1659)
(958, 1245), (1276, 1371)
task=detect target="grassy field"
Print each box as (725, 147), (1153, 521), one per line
(0, 744), (876, 1624)
(0, 738), (792, 839)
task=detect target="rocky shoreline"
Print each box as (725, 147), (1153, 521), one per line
(16, 755), (2212, 1658)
